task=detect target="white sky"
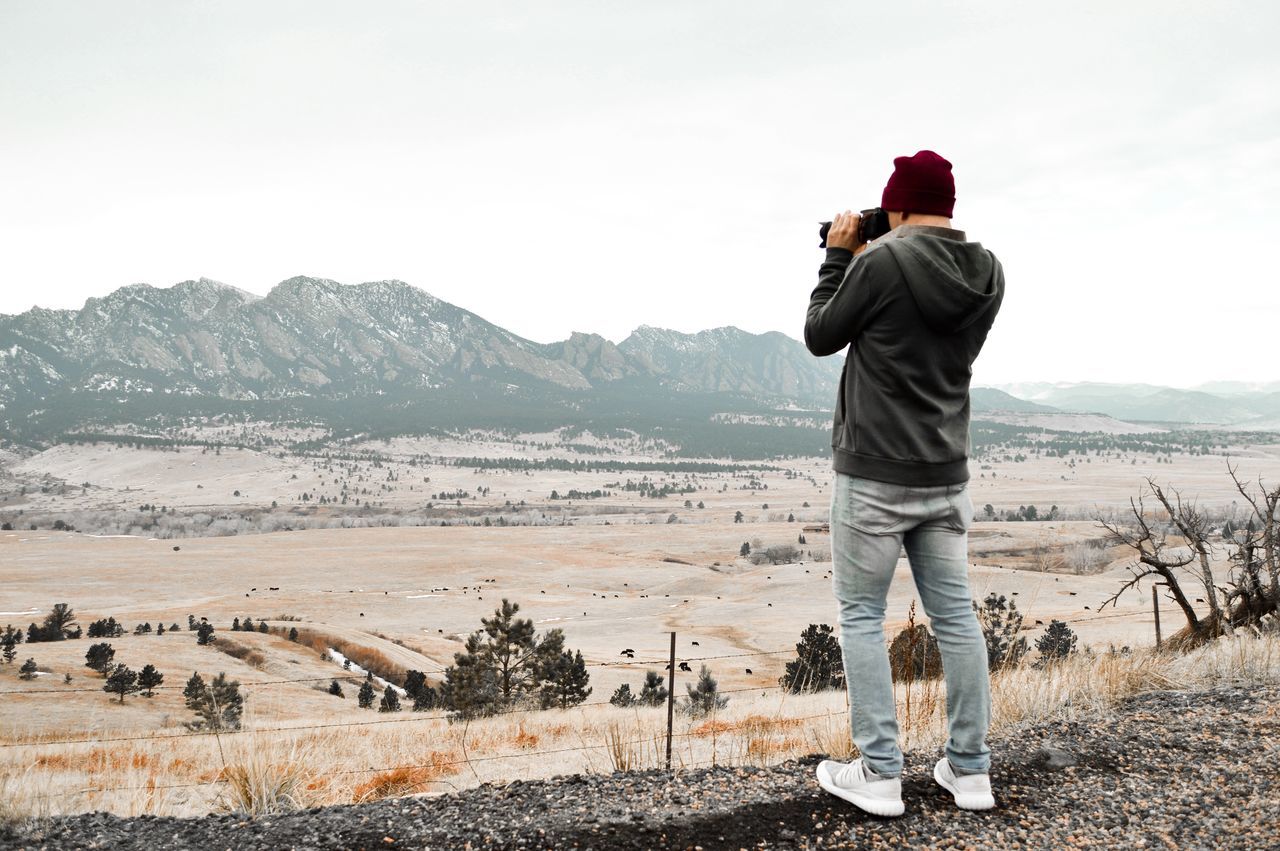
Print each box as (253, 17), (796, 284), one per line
(2, 1), (1277, 386)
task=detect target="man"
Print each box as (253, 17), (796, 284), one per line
(804, 150), (1005, 817)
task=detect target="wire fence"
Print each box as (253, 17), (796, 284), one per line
(23, 708), (849, 803)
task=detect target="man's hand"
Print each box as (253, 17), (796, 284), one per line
(827, 210), (868, 255)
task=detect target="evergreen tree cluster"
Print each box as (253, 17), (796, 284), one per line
(23, 603), (81, 642)
(230, 616), (271, 634)
(437, 598), (592, 720)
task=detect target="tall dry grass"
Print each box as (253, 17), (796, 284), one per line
(2, 633), (1276, 823)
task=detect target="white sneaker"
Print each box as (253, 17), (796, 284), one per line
(933, 757), (995, 810)
(815, 757), (904, 817)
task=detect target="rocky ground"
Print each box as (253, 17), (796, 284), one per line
(5, 683), (1278, 850)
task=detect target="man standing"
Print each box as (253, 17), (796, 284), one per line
(804, 150), (1005, 817)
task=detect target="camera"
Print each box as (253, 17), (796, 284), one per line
(818, 208), (891, 249)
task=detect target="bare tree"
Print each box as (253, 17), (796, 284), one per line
(1228, 462), (1280, 603)
(1098, 482), (1204, 639)
(1224, 462), (1280, 627)
(1102, 471), (1280, 649)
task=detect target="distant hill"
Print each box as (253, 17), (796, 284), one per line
(970, 388), (1058, 414)
(992, 381), (1279, 427)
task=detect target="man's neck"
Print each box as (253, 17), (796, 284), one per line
(904, 215), (952, 228)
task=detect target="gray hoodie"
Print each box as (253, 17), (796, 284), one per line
(804, 224), (1004, 485)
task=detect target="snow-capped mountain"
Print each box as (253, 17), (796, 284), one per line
(0, 276), (844, 431)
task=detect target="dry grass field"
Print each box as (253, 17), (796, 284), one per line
(3, 429), (1279, 819)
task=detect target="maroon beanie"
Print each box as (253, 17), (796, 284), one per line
(881, 150), (955, 217)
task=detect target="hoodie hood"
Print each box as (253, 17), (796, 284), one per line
(881, 235), (1002, 334)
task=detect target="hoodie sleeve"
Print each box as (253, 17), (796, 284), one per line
(804, 246), (885, 357)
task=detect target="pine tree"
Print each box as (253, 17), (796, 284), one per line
(780, 624), (845, 693)
(104, 664), (140, 703)
(1035, 619), (1078, 666)
(538, 648), (592, 710)
(137, 664), (164, 696)
(288, 627), (299, 642)
(85, 642), (116, 675)
(610, 683), (637, 707)
(973, 593), (1028, 671)
(683, 664), (729, 718)
(638, 670), (669, 707)
(1, 625), (20, 664)
(482, 598), (544, 707)
(439, 631), (501, 719)
(241, 617), (254, 632)
(232, 617), (241, 631)
(183, 672), (243, 731)
(404, 668), (425, 694)
(412, 684), (438, 711)
(258, 621), (268, 634)
(328, 679), (344, 698)
(18, 658), (37, 680)
(196, 623), (215, 645)
(378, 685), (401, 712)
(357, 675), (376, 709)
(40, 603), (77, 641)
(156, 623), (165, 636)
(740, 542), (751, 557)
(183, 671), (206, 706)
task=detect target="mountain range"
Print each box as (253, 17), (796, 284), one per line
(0, 276), (1275, 444)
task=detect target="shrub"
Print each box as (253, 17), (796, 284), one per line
(888, 622), (943, 682)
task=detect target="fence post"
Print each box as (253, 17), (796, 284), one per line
(1153, 582), (1163, 650)
(666, 630), (676, 770)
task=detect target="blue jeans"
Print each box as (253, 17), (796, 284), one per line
(829, 472), (991, 778)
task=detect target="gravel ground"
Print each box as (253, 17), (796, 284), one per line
(5, 683), (1279, 850)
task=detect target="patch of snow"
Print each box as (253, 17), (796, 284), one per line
(326, 648), (407, 697)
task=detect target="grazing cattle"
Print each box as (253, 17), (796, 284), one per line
(678, 662), (691, 672)
(1035, 620), (1044, 625)
(767, 603), (773, 607)
(745, 668), (752, 674)
(541, 590), (545, 594)
(1069, 592), (1077, 596)
(691, 641), (699, 646)
(173, 546), (180, 551)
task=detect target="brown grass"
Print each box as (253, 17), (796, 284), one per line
(350, 751), (458, 803)
(213, 637), (268, 669)
(272, 626), (408, 686)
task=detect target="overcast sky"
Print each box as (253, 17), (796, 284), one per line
(2, 1), (1276, 386)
